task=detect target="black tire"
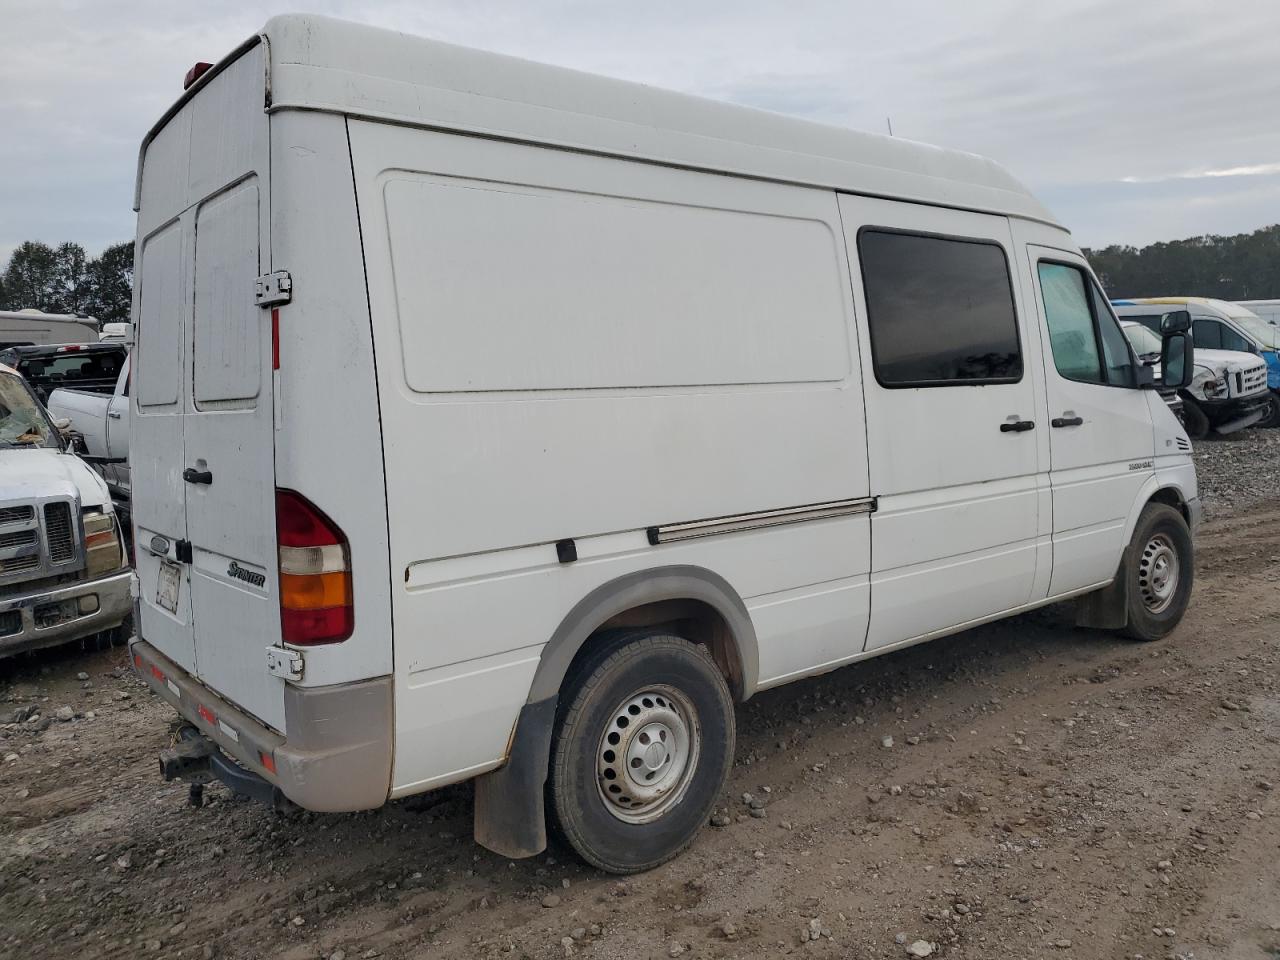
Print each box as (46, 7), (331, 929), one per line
(548, 631), (734, 874)
(1258, 393), (1280, 428)
(1179, 397), (1210, 440)
(1120, 503), (1194, 641)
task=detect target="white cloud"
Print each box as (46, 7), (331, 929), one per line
(1121, 162), (1280, 184)
(2, 0), (1279, 255)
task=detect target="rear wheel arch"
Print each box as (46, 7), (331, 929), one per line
(527, 565), (758, 705)
(473, 566), (758, 860)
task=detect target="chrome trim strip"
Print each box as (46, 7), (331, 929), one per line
(647, 497), (876, 545)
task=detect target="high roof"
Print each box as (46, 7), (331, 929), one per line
(148, 15), (1060, 227)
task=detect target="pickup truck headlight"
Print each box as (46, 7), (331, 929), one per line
(83, 511), (123, 578)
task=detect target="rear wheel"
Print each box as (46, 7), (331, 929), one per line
(1180, 397), (1210, 440)
(548, 631), (734, 874)
(1121, 503), (1194, 641)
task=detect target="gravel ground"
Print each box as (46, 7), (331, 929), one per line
(2, 437), (1280, 960)
(1193, 427), (1280, 518)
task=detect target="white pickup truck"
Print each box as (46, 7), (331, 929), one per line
(47, 358), (130, 503)
(0, 363), (132, 657)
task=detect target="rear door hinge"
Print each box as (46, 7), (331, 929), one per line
(255, 270), (292, 307)
(175, 539), (193, 564)
(266, 646), (304, 682)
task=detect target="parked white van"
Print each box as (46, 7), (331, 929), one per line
(130, 15), (1200, 873)
(1115, 297), (1280, 428)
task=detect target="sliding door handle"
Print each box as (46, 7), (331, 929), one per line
(1052, 415), (1084, 428)
(1000, 419), (1035, 433)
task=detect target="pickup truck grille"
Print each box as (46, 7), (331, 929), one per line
(0, 498), (83, 587)
(0, 506), (34, 525)
(1241, 365), (1268, 396)
(44, 502), (76, 564)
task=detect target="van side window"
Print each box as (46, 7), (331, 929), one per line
(1037, 262), (1137, 387)
(1038, 262), (1104, 383)
(1091, 287), (1138, 386)
(858, 230), (1022, 387)
(1192, 319), (1222, 350)
(1195, 318), (1251, 353)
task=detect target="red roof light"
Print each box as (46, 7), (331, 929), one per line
(183, 62), (214, 90)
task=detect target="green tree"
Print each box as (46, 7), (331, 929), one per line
(1086, 223), (1280, 300)
(1, 241), (63, 311)
(83, 242), (134, 323)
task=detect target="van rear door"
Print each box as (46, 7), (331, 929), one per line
(132, 42), (286, 732)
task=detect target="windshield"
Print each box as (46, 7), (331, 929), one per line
(1122, 322), (1162, 355)
(1233, 315), (1279, 349)
(0, 373), (59, 448)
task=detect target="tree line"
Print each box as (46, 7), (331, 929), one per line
(2, 222), (1276, 326)
(1084, 223), (1280, 301)
(0, 240), (134, 325)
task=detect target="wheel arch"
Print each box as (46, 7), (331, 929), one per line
(472, 565), (758, 860)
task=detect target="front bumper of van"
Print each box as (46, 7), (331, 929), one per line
(1201, 394), (1269, 434)
(0, 569), (132, 657)
(129, 639), (392, 812)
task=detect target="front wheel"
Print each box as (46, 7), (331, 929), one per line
(548, 632), (734, 873)
(1258, 392), (1280, 428)
(1180, 397), (1210, 440)
(1121, 503), (1194, 641)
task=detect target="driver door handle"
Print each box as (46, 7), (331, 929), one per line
(1000, 419), (1035, 433)
(107, 411), (122, 420)
(1052, 415), (1084, 428)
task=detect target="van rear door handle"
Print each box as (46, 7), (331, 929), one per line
(1052, 416), (1084, 428)
(182, 468), (213, 485)
(1000, 419), (1035, 433)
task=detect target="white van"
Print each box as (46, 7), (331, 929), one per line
(130, 15), (1200, 874)
(0, 309), (99, 349)
(1237, 300), (1280, 326)
(1115, 297), (1280, 428)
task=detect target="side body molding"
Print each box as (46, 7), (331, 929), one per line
(473, 565), (759, 859)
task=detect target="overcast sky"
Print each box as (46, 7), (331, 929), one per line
(4, 0), (1280, 264)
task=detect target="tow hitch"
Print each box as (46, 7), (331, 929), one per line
(159, 725), (294, 811)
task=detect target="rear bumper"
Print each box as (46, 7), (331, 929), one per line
(129, 639), (393, 812)
(0, 568), (132, 657)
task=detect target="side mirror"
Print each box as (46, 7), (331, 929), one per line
(1160, 309), (1192, 334)
(1160, 330), (1195, 390)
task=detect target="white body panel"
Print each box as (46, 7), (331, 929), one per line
(128, 15), (1198, 803)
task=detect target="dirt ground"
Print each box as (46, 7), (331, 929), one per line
(4, 502), (1280, 960)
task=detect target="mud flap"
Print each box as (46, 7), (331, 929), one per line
(1075, 552), (1130, 630)
(473, 696), (556, 859)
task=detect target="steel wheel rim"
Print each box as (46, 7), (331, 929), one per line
(1138, 532), (1180, 614)
(596, 685), (699, 824)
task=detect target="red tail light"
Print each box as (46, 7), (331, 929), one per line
(276, 489), (353, 646)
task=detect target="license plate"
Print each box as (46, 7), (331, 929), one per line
(156, 560), (181, 614)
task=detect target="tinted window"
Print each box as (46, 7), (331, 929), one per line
(858, 230), (1022, 386)
(1219, 323), (1252, 353)
(1038, 262), (1104, 383)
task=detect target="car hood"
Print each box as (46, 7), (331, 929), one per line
(1192, 348), (1267, 374)
(0, 448), (111, 510)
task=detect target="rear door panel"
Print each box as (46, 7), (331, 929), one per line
(133, 219), (196, 671)
(185, 180), (283, 731)
(131, 42), (285, 732)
